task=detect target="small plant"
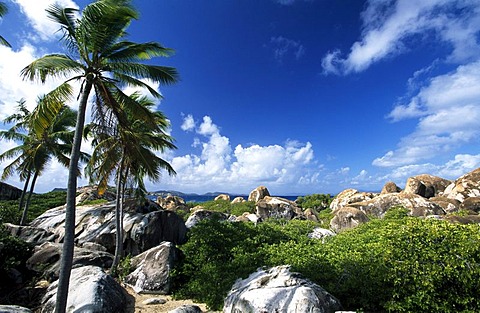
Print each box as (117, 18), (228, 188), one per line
(296, 194), (333, 210)
(113, 254), (132, 280)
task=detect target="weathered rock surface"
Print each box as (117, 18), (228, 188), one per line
(0, 305), (32, 313)
(157, 195), (189, 213)
(381, 181), (401, 194)
(124, 242), (180, 294)
(215, 194), (230, 201)
(349, 193), (445, 218)
(0, 182), (22, 201)
(429, 196), (460, 214)
(231, 196), (246, 203)
(224, 265), (342, 313)
(308, 227), (335, 242)
(330, 189), (377, 212)
(330, 207), (369, 233)
(403, 174), (451, 198)
(256, 196), (303, 220)
(28, 202), (187, 256)
(185, 209), (230, 228)
(248, 186), (270, 202)
(443, 167), (480, 202)
(27, 242), (113, 281)
(459, 196), (480, 213)
(41, 266), (126, 313)
(168, 305), (203, 313)
(3, 223), (56, 244)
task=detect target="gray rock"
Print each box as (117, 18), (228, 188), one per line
(443, 167), (480, 202)
(308, 227), (336, 242)
(330, 207), (369, 233)
(29, 202), (187, 256)
(460, 196), (480, 213)
(256, 196), (303, 221)
(168, 305), (202, 313)
(403, 174), (451, 198)
(27, 242), (113, 281)
(124, 242), (180, 294)
(330, 189), (377, 212)
(215, 194), (230, 201)
(381, 181), (402, 194)
(349, 193), (445, 218)
(231, 196), (246, 203)
(224, 265), (342, 313)
(41, 266), (126, 313)
(185, 209), (230, 228)
(248, 186), (270, 202)
(0, 182), (22, 200)
(3, 223), (56, 244)
(142, 297), (167, 305)
(0, 305), (32, 313)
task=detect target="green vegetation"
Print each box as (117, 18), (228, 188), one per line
(172, 210), (480, 312)
(191, 199), (256, 217)
(295, 193), (333, 210)
(0, 190), (66, 224)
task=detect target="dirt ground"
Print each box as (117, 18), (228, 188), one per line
(124, 285), (220, 313)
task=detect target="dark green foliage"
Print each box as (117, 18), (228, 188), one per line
(172, 218), (317, 310)
(0, 190), (66, 224)
(173, 211), (480, 312)
(194, 199), (256, 216)
(296, 193), (333, 210)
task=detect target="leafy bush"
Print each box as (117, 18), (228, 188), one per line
(173, 212), (480, 312)
(0, 191), (66, 224)
(265, 216), (480, 312)
(295, 193), (333, 210)
(193, 199), (256, 217)
(172, 218), (316, 309)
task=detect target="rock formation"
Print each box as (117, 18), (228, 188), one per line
(224, 265), (342, 313)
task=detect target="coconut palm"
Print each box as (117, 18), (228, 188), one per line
(0, 2), (11, 47)
(21, 1), (178, 311)
(85, 93), (176, 272)
(0, 99), (85, 225)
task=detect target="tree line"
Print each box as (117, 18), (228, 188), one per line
(0, 1), (178, 312)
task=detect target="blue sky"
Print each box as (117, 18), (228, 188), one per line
(1, 0), (480, 195)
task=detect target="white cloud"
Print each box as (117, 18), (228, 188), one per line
(375, 61), (480, 167)
(0, 44), (68, 120)
(322, 0), (480, 75)
(181, 114), (195, 131)
(158, 114), (316, 194)
(12, 0), (79, 42)
(270, 36), (305, 63)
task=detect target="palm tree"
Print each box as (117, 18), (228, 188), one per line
(0, 2), (11, 47)
(85, 93), (176, 273)
(21, 1), (178, 311)
(0, 99), (85, 225)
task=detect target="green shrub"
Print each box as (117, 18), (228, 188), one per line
(296, 194), (333, 210)
(0, 191), (66, 224)
(172, 218), (316, 310)
(194, 199), (255, 217)
(265, 216), (480, 312)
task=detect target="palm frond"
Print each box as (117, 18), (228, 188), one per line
(45, 4), (79, 52)
(21, 54), (84, 83)
(104, 41), (175, 61)
(110, 63), (179, 88)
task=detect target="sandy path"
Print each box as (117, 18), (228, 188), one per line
(124, 285), (220, 313)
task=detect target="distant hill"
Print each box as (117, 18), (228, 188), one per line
(149, 190), (241, 197)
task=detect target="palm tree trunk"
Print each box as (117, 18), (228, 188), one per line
(111, 154), (125, 273)
(19, 171), (38, 226)
(18, 172), (31, 212)
(55, 80), (93, 313)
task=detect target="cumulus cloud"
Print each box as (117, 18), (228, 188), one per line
(12, 0), (79, 42)
(270, 36), (305, 63)
(159, 114), (316, 194)
(180, 114), (195, 131)
(322, 0), (480, 75)
(374, 61), (480, 167)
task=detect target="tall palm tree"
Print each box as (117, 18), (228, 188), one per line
(21, 1), (178, 311)
(0, 2), (11, 47)
(0, 99), (85, 225)
(85, 93), (176, 273)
